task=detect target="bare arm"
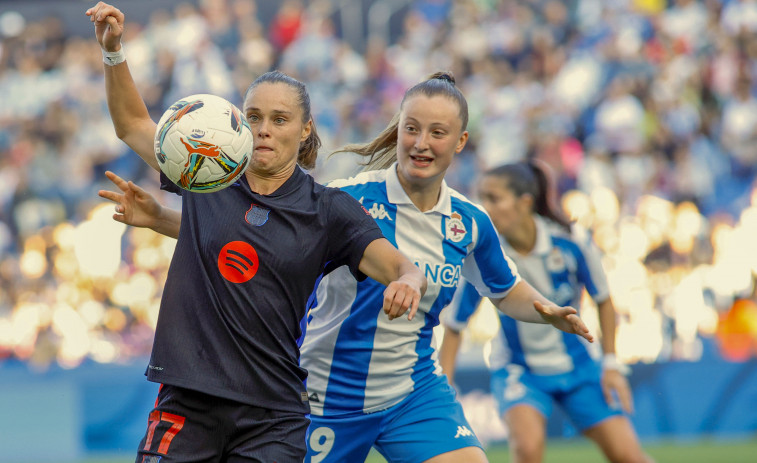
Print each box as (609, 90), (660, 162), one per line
(86, 2), (159, 170)
(99, 171), (181, 238)
(439, 327), (462, 386)
(490, 279), (594, 343)
(597, 297), (633, 413)
(358, 239), (427, 321)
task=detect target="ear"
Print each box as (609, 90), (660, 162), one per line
(301, 119), (313, 142)
(455, 130), (469, 154)
(519, 193), (535, 211)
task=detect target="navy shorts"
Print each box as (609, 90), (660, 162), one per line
(136, 384), (309, 463)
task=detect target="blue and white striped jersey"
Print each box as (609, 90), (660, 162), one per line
(445, 216), (608, 376)
(301, 164), (520, 416)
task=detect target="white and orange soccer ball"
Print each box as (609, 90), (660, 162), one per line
(154, 94), (253, 192)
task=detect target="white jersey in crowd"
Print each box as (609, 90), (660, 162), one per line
(301, 164), (520, 416)
(445, 216), (608, 377)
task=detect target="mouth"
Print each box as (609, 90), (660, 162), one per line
(409, 154), (434, 166)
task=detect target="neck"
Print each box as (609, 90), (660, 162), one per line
(506, 216), (537, 254)
(397, 170), (442, 212)
(245, 165), (296, 195)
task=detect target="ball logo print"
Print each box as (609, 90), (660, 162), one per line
(218, 241), (259, 283)
(154, 94), (253, 193)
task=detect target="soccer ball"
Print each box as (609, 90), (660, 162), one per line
(154, 94), (253, 192)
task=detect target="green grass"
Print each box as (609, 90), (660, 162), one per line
(362, 438), (757, 463)
(69, 438), (757, 463)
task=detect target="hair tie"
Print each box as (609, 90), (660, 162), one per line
(435, 74), (455, 85)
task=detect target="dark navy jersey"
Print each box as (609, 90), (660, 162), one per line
(148, 167), (384, 414)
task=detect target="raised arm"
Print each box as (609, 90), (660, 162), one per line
(86, 2), (159, 170)
(98, 171), (181, 238)
(358, 239), (427, 321)
(490, 279), (594, 343)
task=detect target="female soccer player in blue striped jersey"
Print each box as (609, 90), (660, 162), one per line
(439, 161), (653, 463)
(100, 70), (594, 462)
(88, 3), (427, 461)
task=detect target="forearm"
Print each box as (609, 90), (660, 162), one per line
(396, 258), (427, 296)
(360, 239), (426, 295)
(597, 298), (617, 355)
(439, 328), (462, 384)
(104, 59), (159, 170)
(491, 280), (551, 323)
(152, 207), (181, 239)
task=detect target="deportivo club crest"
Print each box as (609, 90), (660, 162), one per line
(245, 203), (270, 226)
(445, 212), (467, 242)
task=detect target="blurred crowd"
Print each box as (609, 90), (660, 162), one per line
(1, 0), (757, 371)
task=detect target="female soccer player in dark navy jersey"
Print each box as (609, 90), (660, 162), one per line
(87, 3), (426, 462)
(100, 72), (596, 463)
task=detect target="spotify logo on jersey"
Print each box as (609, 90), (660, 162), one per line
(218, 241), (259, 283)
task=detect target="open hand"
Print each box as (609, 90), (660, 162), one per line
(98, 170), (162, 228)
(534, 300), (594, 343)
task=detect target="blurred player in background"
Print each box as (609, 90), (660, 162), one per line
(440, 160), (653, 463)
(104, 71), (595, 463)
(87, 3), (426, 462)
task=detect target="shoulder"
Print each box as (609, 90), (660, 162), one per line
(546, 220), (593, 256)
(326, 169), (388, 190)
(448, 188), (493, 224)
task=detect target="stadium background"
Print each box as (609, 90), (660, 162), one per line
(0, 0), (756, 461)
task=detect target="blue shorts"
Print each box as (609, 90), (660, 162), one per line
(305, 377), (482, 463)
(490, 367), (622, 432)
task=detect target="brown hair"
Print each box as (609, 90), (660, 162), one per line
(245, 70), (321, 170)
(485, 160), (572, 232)
(333, 71), (469, 170)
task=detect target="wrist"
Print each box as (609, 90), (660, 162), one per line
(602, 353), (630, 375)
(102, 43), (125, 66)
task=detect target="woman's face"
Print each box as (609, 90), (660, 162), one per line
(243, 82), (311, 173)
(478, 175), (531, 238)
(396, 94), (468, 189)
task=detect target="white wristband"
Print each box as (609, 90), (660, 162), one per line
(602, 353), (630, 375)
(102, 45), (125, 66)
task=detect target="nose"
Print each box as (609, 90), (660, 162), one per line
(414, 132), (429, 152)
(257, 118), (271, 138)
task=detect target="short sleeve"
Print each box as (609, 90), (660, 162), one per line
(443, 278), (483, 332)
(324, 189), (384, 280)
(573, 230), (610, 303)
(461, 210), (520, 299)
(159, 171), (183, 195)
